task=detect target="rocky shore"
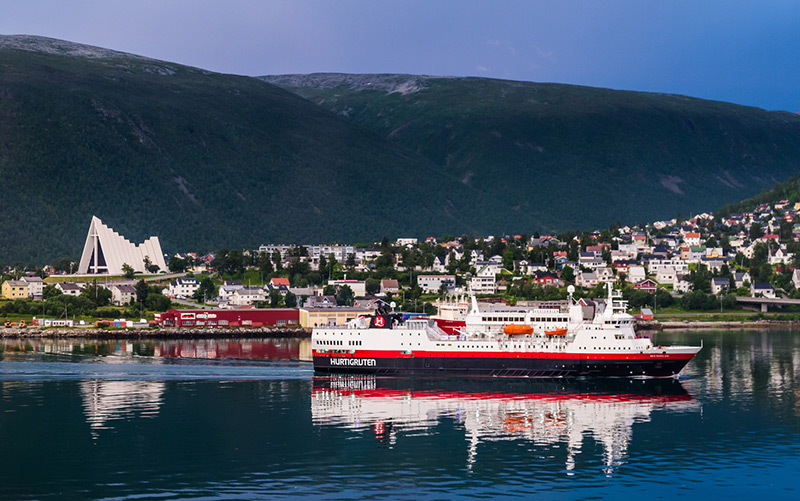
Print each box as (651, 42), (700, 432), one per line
(0, 326), (310, 339)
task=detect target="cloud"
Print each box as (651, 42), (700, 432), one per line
(476, 65), (489, 72)
(486, 39), (501, 47)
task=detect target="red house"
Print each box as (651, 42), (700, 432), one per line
(534, 272), (561, 286)
(632, 279), (658, 293)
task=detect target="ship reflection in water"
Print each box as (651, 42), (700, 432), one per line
(312, 377), (700, 475)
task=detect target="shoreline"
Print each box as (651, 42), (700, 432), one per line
(0, 326), (311, 339)
(641, 319), (800, 330)
(3, 320), (799, 339)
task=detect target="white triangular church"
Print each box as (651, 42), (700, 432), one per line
(77, 216), (168, 275)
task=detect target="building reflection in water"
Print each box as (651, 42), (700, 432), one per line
(80, 380), (166, 437)
(0, 337), (305, 361)
(312, 377), (700, 476)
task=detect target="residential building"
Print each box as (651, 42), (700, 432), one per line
(109, 284), (136, 306)
(533, 272), (561, 286)
(734, 271), (752, 289)
(305, 295), (337, 308)
(380, 279), (400, 295)
(327, 279), (366, 297)
(56, 282), (83, 296)
(711, 277), (730, 295)
(632, 279), (658, 293)
(576, 271), (599, 288)
(469, 274), (497, 294)
(20, 276), (43, 298)
(168, 277), (200, 298)
(751, 282), (776, 299)
(596, 267), (616, 283)
(674, 275), (692, 293)
(627, 266), (647, 283)
(656, 267), (677, 286)
(2, 280), (28, 299)
(230, 286), (267, 306)
(417, 275), (456, 294)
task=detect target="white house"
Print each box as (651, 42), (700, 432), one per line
(168, 277), (200, 298)
(751, 282), (776, 299)
(596, 267), (616, 283)
(656, 267), (677, 286)
(627, 266), (647, 283)
(327, 279), (366, 297)
(711, 277), (730, 295)
(56, 282), (83, 296)
(109, 284), (136, 306)
(417, 275), (456, 294)
(469, 274), (497, 294)
(230, 286), (267, 306)
(21, 276), (44, 298)
(576, 271), (599, 288)
(674, 275), (692, 293)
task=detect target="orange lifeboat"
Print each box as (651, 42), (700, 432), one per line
(545, 328), (568, 337)
(503, 324), (533, 336)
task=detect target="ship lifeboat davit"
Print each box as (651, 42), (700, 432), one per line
(503, 324), (533, 336)
(545, 328), (568, 337)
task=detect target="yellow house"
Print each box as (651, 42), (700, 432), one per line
(1, 280), (29, 299)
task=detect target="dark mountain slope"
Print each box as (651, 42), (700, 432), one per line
(262, 73), (800, 229)
(0, 37), (508, 263)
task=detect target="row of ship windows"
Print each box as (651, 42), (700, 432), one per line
(318, 339), (363, 346)
(482, 317), (567, 323)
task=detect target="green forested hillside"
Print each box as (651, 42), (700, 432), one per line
(0, 37), (509, 264)
(263, 73), (800, 229)
(4, 36), (800, 265)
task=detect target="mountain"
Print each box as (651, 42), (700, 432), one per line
(262, 72), (800, 229)
(0, 36), (510, 264)
(4, 37), (800, 265)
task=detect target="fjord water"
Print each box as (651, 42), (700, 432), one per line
(1, 332), (798, 499)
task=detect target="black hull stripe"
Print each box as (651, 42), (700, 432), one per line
(314, 356), (692, 378)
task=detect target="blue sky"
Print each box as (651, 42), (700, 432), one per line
(3, 0), (799, 111)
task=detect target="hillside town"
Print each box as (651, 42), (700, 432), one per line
(4, 201), (800, 327)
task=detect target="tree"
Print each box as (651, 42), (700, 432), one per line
(143, 255), (160, 274)
(168, 256), (188, 273)
(749, 224), (764, 241)
(365, 278), (381, 296)
(269, 290), (283, 308)
(257, 251), (273, 277)
(145, 293), (172, 312)
(81, 280), (112, 307)
(345, 253), (357, 271)
(284, 291), (297, 308)
(135, 279), (149, 305)
(122, 263), (135, 279)
(193, 277), (217, 302)
(51, 257), (75, 274)
(334, 285), (354, 306)
(560, 266), (575, 283)
(42, 284), (62, 300)
(272, 250), (283, 272)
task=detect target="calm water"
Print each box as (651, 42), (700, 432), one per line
(0, 331), (798, 499)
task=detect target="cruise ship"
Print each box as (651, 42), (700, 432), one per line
(311, 284), (701, 377)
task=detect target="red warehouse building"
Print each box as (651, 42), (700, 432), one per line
(156, 309), (299, 328)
